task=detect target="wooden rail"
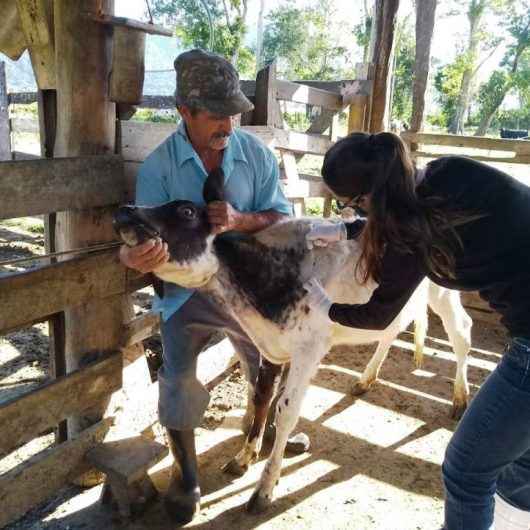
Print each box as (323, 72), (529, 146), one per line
(402, 131), (530, 165)
(0, 418), (114, 528)
(0, 250), (147, 334)
(0, 352), (122, 456)
(0, 155), (129, 219)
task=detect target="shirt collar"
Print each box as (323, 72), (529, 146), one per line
(175, 121), (198, 168)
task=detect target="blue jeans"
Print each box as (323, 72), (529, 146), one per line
(443, 337), (530, 530)
(158, 291), (260, 430)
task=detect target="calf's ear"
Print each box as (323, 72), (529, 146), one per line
(203, 167), (225, 203)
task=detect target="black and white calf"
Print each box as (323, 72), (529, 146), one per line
(114, 169), (472, 513)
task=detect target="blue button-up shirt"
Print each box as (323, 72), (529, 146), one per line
(136, 121), (293, 321)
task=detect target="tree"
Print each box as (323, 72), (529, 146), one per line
(434, 54), (468, 128)
(262, 0), (351, 81)
(447, 0), (504, 134)
(255, 0), (265, 72)
(410, 0), (437, 132)
(353, 0), (374, 63)
(149, 0), (255, 76)
(391, 16), (415, 124)
(474, 4), (530, 135)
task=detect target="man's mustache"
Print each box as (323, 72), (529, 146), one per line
(212, 132), (231, 140)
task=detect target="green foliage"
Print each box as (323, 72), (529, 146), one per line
(433, 54), (468, 127)
(262, 0), (352, 80)
(391, 19), (414, 124)
(474, 4), (530, 132)
(476, 70), (510, 117)
(149, 0), (255, 77)
(282, 111), (311, 131)
(132, 108), (179, 123)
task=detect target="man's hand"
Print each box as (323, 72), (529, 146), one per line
(207, 201), (242, 234)
(119, 238), (169, 274)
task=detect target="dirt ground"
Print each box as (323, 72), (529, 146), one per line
(2, 292), (507, 529)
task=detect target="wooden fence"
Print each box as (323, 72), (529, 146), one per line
(402, 131), (530, 165)
(0, 64), (357, 526)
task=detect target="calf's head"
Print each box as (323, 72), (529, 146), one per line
(113, 168), (225, 288)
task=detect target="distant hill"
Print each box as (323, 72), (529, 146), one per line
(1, 34), (182, 96)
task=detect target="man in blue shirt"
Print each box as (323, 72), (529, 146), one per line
(119, 49), (292, 523)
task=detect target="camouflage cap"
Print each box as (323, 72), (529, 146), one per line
(174, 49), (254, 116)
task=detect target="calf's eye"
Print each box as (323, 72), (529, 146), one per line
(181, 206), (195, 218)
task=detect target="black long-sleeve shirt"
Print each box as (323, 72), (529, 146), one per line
(329, 156), (530, 338)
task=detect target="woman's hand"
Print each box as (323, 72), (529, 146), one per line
(305, 222), (347, 249)
(303, 278), (333, 323)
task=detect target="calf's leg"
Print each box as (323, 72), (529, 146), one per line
(247, 349), (321, 513)
(223, 359), (282, 476)
(351, 337), (394, 396)
(428, 286), (472, 419)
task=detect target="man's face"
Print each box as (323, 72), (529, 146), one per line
(180, 107), (237, 151)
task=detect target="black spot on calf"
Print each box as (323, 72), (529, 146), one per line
(213, 234), (306, 324)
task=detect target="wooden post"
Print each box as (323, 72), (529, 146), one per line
(368, 0), (399, 133)
(37, 87), (67, 443)
(53, 4), (154, 485)
(16, 0), (56, 89)
(109, 26), (146, 104)
(52, 0), (123, 456)
(0, 62), (12, 160)
(253, 61), (282, 127)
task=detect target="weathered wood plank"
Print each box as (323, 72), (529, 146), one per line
(275, 79), (343, 110)
(402, 131), (529, 153)
(254, 62), (283, 128)
(0, 62), (11, 161)
(0, 250), (147, 334)
(16, 0), (55, 89)
(273, 128), (333, 156)
(90, 14), (173, 36)
(0, 352), (122, 456)
(87, 436), (168, 485)
(119, 121), (277, 162)
(0, 155), (129, 219)
(412, 150), (530, 165)
(0, 418), (113, 528)
(124, 311), (160, 346)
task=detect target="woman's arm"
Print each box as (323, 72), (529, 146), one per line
(329, 247), (425, 330)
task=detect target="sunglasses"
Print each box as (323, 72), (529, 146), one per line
(335, 194), (363, 211)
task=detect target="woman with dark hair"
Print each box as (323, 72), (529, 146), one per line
(304, 131), (530, 530)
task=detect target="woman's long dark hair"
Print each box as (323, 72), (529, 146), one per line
(322, 132), (461, 284)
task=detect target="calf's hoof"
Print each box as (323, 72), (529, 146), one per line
(451, 401), (467, 420)
(222, 458), (248, 477)
(164, 484), (201, 525)
(247, 488), (272, 514)
(351, 381), (370, 396)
